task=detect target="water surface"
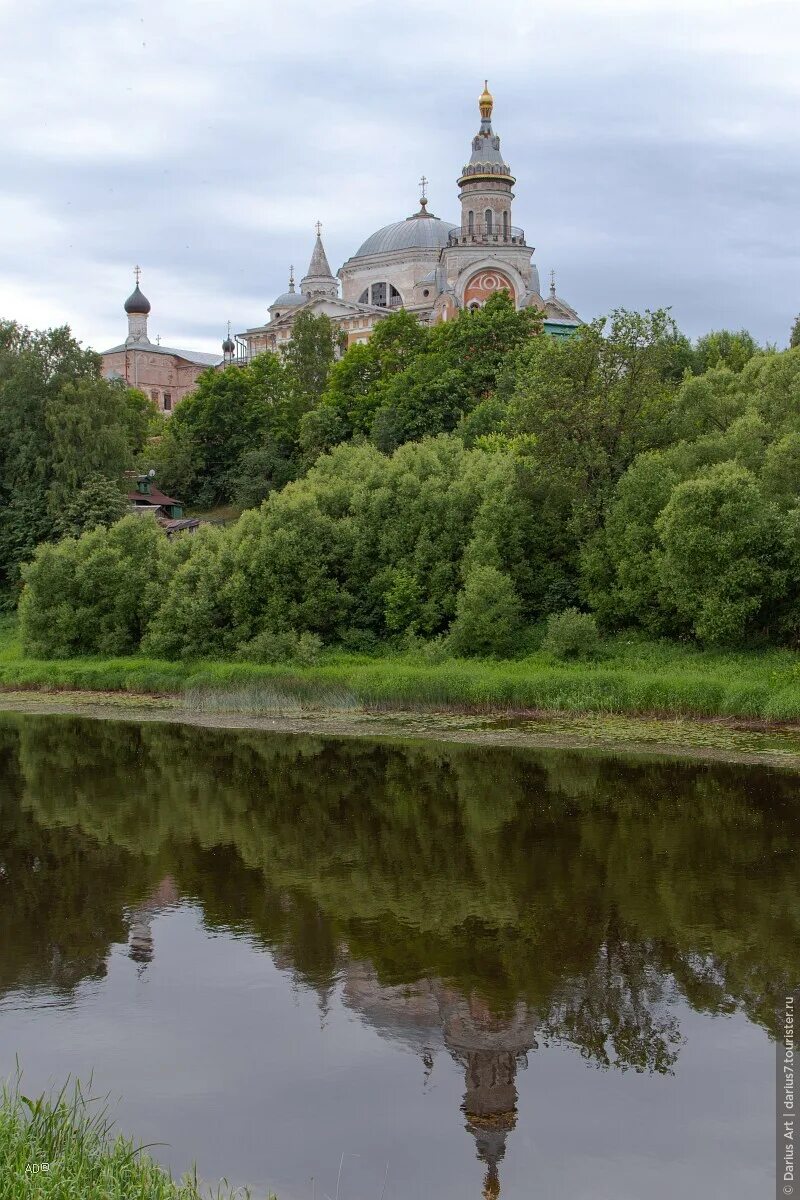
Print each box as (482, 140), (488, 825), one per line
(0, 713), (795, 1198)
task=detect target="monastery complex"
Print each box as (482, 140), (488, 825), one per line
(101, 84), (580, 412)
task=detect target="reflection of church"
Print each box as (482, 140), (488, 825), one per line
(126, 876), (179, 969)
(237, 82), (580, 361)
(127, 883), (536, 1198)
(343, 960), (538, 1199)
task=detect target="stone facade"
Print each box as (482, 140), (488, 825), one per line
(100, 274), (222, 413)
(237, 82), (580, 362)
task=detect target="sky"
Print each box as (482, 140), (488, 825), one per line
(0, 0), (797, 354)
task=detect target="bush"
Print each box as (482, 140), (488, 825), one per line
(448, 565), (524, 658)
(542, 608), (602, 661)
(419, 635), (452, 664)
(236, 629), (322, 666)
(656, 461), (787, 644)
(19, 516), (173, 658)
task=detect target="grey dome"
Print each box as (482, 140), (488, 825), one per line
(353, 214), (458, 259)
(271, 291), (305, 309)
(222, 336), (235, 353)
(124, 283), (150, 314)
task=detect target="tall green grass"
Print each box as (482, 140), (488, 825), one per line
(1, 617), (798, 721)
(0, 1074), (267, 1198)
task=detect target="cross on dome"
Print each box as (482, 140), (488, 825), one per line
(314, 220), (322, 236)
(134, 264), (141, 284)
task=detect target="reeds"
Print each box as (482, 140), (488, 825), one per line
(1, 617), (798, 722)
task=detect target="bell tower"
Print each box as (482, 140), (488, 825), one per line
(457, 83), (516, 243)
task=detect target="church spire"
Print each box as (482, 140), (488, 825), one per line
(478, 80), (494, 131)
(457, 83), (516, 243)
(300, 222), (338, 298)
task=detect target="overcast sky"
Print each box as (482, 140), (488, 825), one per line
(0, 0), (797, 354)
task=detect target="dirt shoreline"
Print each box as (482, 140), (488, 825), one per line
(1, 688), (800, 771)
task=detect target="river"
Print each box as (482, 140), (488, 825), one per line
(0, 712), (795, 1198)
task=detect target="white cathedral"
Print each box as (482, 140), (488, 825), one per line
(103, 83), (580, 406)
(230, 82), (580, 363)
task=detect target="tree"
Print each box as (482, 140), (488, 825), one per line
(319, 309), (427, 440)
(0, 322), (137, 603)
(155, 354), (289, 507)
(693, 329), (759, 374)
(116, 384), (159, 453)
(19, 515), (173, 657)
(506, 309), (683, 537)
(281, 310), (345, 408)
(54, 473), (128, 539)
(580, 450), (683, 633)
(155, 316), (345, 508)
(789, 315), (800, 349)
(232, 446), (296, 509)
(656, 461), (787, 644)
(448, 564), (523, 657)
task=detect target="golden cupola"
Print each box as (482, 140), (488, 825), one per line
(479, 80), (494, 123)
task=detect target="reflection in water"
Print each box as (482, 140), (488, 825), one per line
(127, 876), (179, 968)
(0, 713), (797, 1195)
(343, 963), (537, 1198)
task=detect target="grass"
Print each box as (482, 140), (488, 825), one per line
(184, 504), (243, 524)
(1, 617), (799, 722)
(0, 1074), (267, 1199)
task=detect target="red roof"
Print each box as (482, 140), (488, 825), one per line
(128, 485), (181, 507)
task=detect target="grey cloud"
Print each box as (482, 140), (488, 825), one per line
(0, 0), (797, 351)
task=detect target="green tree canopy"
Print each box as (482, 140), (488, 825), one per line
(504, 309), (685, 537)
(0, 321), (138, 604)
(693, 328), (760, 374)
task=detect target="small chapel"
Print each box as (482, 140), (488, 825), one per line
(234, 82), (580, 362)
(100, 268), (223, 413)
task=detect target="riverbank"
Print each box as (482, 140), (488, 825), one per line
(2, 690), (800, 772)
(0, 1077), (269, 1199)
(1, 618), (799, 723)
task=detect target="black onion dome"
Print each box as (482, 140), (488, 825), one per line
(124, 283), (151, 314)
(222, 336), (235, 353)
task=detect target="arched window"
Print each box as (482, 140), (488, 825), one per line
(468, 210), (474, 235)
(503, 210), (509, 238)
(358, 289), (369, 304)
(484, 209), (493, 234)
(364, 282), (403, 308)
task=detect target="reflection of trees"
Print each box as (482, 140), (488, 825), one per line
(2, 712), (798, 1055)
(0, 724), (159, 996)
